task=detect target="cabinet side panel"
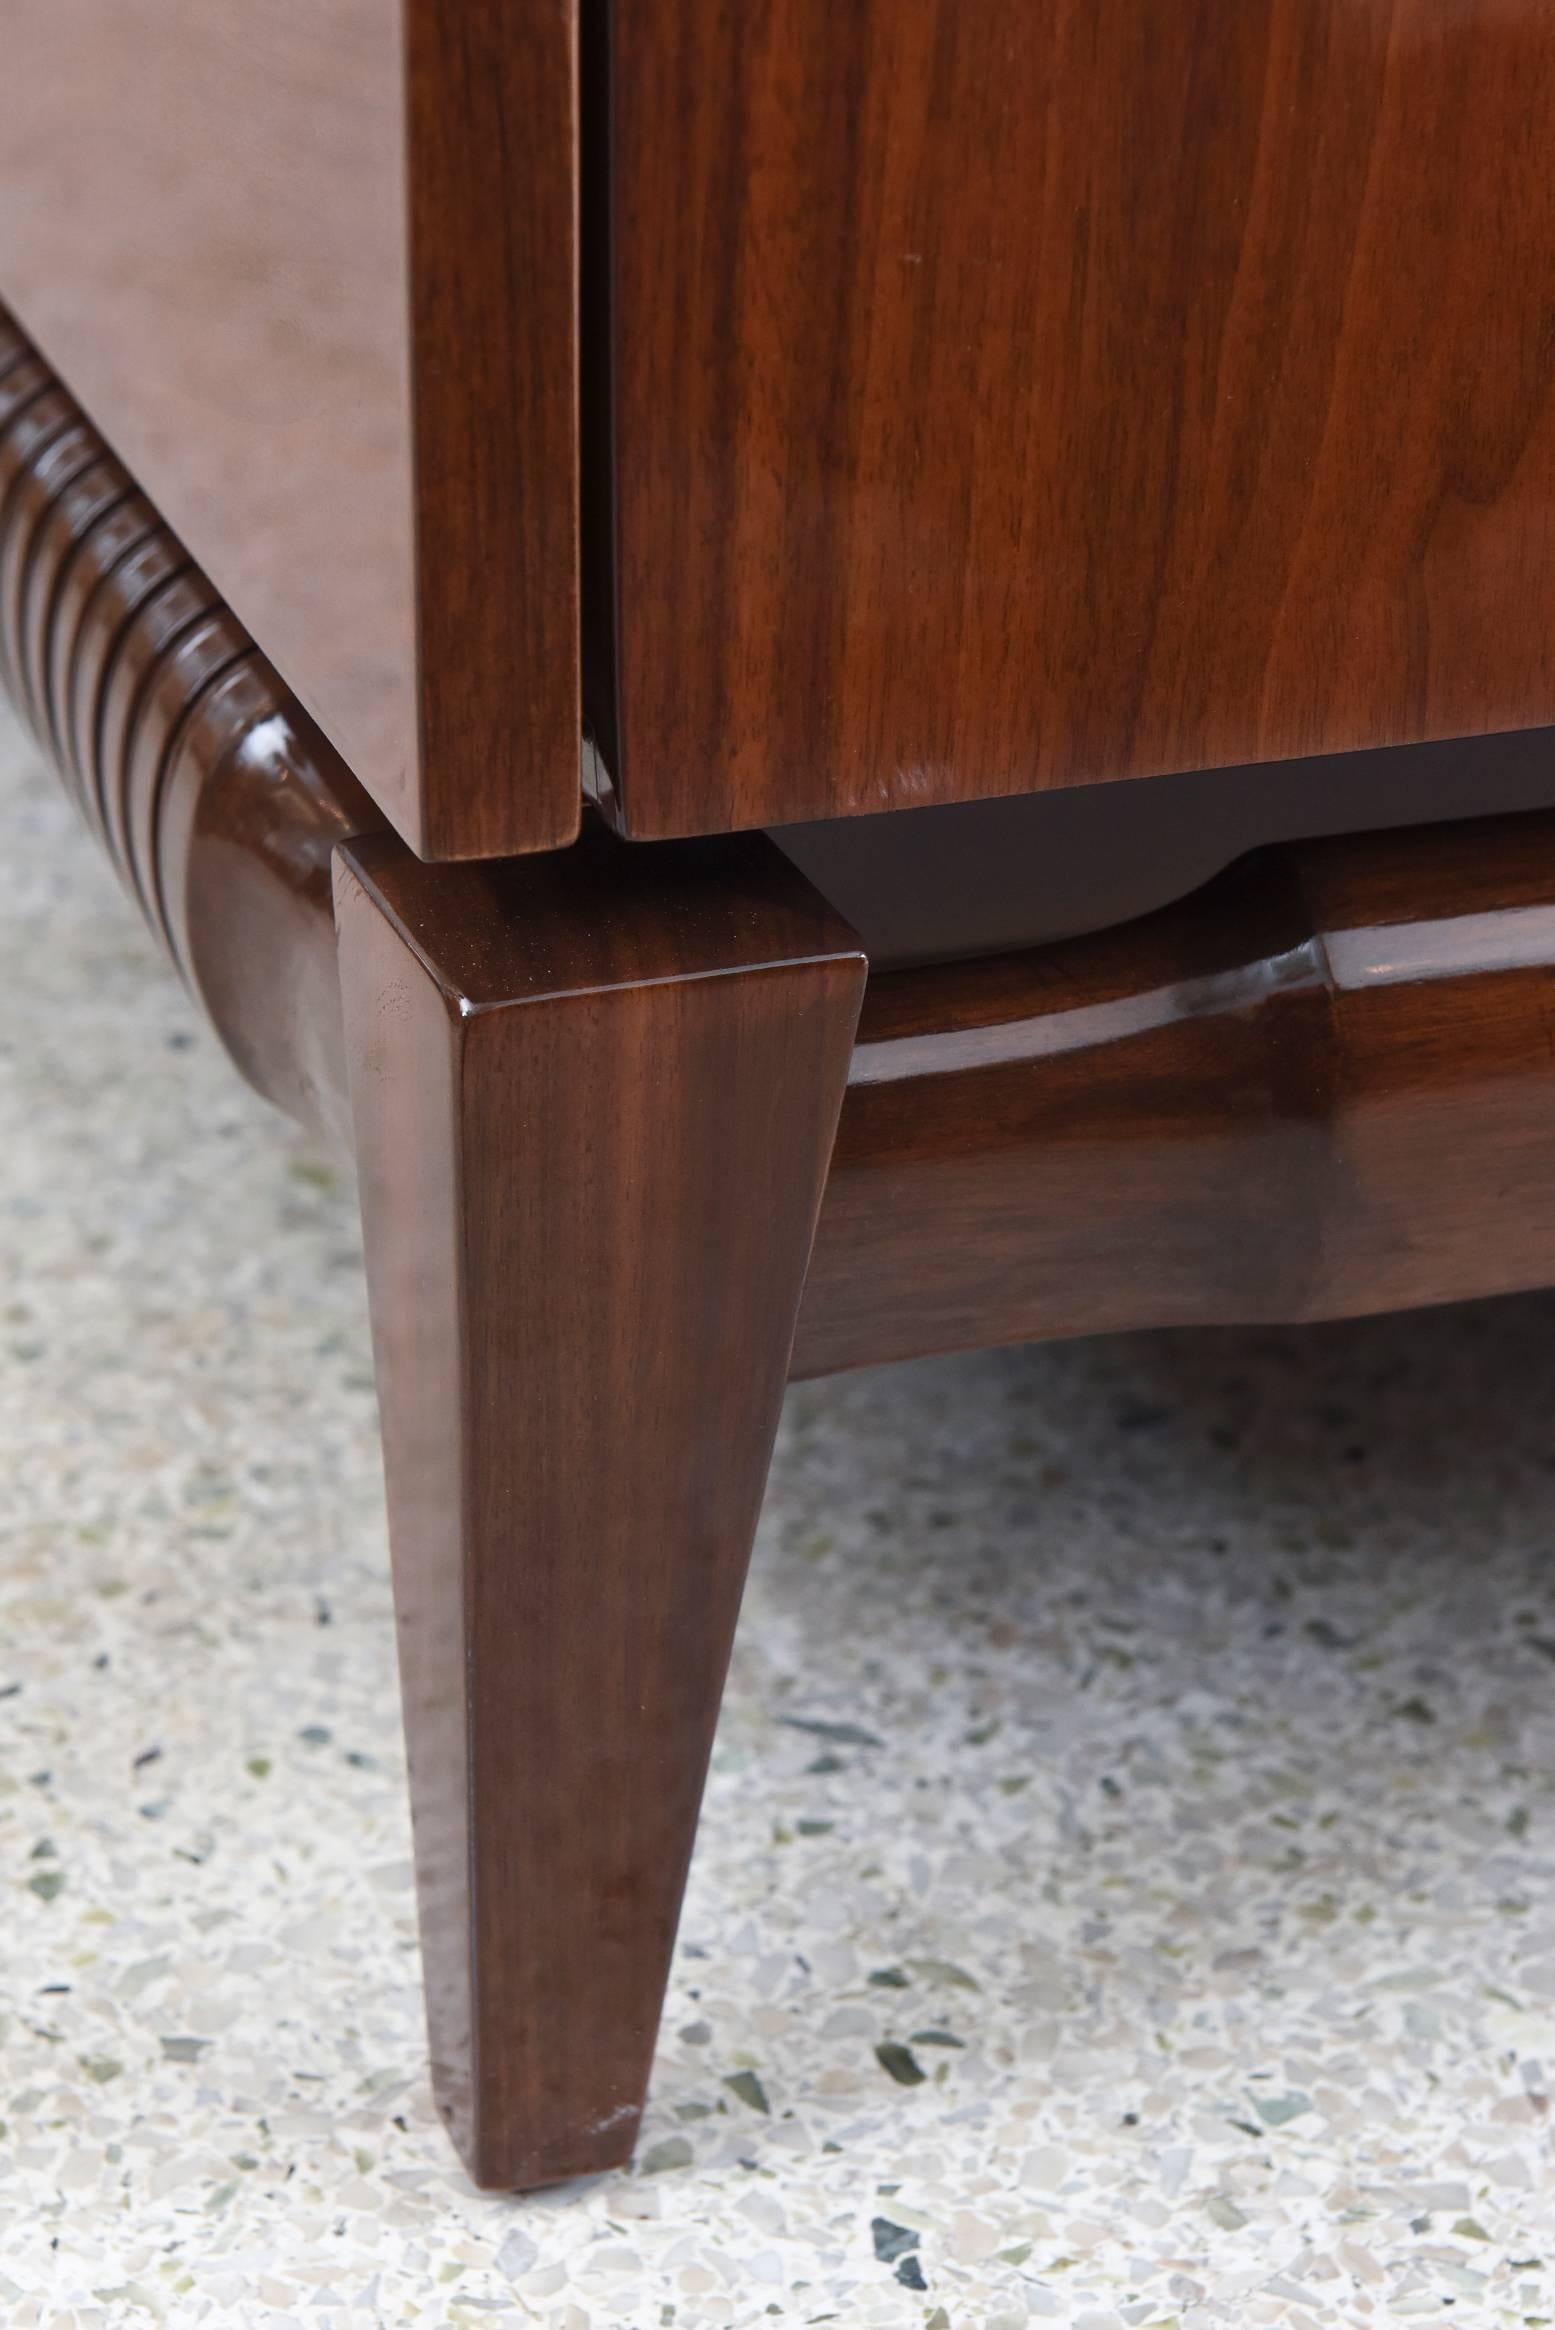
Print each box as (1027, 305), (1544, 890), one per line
(0, 0), (579, 858)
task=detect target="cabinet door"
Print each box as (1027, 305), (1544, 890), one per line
(0, 0), (578, 860)
(600, 0), (1555, 838)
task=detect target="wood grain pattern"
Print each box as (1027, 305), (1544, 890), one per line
(12, 309), (1555, 1386)
(0, 1), (578, 859)
(603, 0), (1555, 836)
(12, 318), (1555, 1392)
(14, 308), (1555, 1393)
(336, 830), (864, 2186)
(794, 815), (1555, 1373)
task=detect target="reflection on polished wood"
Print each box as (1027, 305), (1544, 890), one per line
(602, 0), (1555, 837)
(10, 296), (1555, 1384)
(0, 4), (578, 858)
(795, 818), (1555, 1372)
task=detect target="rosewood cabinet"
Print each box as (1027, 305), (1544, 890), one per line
(6, 0), (1555, 2189)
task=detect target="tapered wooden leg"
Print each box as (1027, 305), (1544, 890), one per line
(334, 827), (865, 2190)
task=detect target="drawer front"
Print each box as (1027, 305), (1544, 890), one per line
(602, 0), (1555, 838)
(0, 0), (579, 860)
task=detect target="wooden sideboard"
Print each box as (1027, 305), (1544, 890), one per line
(6, 0), (1555, 2191)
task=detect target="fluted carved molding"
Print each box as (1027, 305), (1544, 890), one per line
(0, 303), (381, 1140)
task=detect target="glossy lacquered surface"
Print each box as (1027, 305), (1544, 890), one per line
(0, 4), (578, 860)
(16, 306), (1555, 1402)
(796, 817), (1555, 1373)
(12, 309), (1555, 1401)
(602, 0), (1555, 837)
(337, 831), (863, 2187)
(18, 293), (1555, 2188)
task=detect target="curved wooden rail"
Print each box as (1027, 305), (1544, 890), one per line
(6, 298), (1555, 1372)
(794, 813), (1555, 1370)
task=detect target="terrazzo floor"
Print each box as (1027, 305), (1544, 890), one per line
(3, 700), (1555, 2329)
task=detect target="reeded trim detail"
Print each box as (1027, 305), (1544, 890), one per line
(0, 300), (383, 1138)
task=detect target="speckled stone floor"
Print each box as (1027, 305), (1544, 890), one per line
(4, 700), (1555, 2330)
